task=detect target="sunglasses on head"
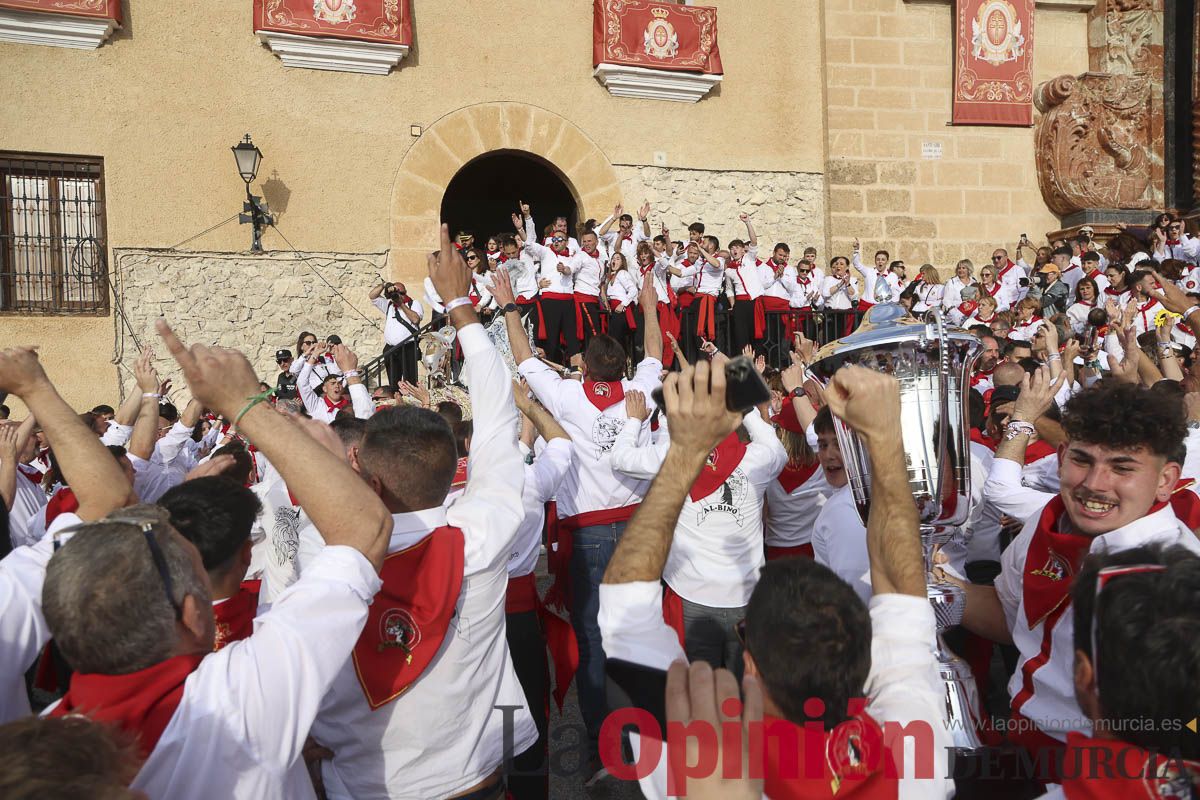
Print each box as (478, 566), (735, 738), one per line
(58, 516), (182, 619)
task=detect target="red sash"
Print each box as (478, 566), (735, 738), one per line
(583, 380), (626, 411)
(657, 301), (681, 368)
(777, 461), (820, 494)
(575, 292), (600, 340)
(608, 297), (636, 330)
(766, 543), (814, 561)
(352, 526), (466, 709)
(689, 432), (747, 502)
(1061, 733), (1200, 799)
(696, 293), (717, 339)
(505, 571), (580, 711)
(734, 295), (766, 339)
(451, 456), (468, 490)
(44, 486), (79, 526)
(49, 652), (206, 758)
(212, 580), (260, 651)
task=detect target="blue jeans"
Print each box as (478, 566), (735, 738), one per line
(569, 521), (626, 755)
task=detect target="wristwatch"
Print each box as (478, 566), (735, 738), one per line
(502, 302), (518, 314)
(790, 387), (805, 398)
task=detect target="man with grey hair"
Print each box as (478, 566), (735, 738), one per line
(4, 322), (394, 800)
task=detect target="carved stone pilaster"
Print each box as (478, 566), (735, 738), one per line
(1034, 0), (1164, 218)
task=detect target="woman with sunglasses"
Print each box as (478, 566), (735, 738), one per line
(977, 264), (1012, 312)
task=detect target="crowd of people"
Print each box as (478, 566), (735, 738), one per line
(1, 208), (1199, 800)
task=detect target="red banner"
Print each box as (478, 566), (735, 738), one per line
(0, 0), (120, 22)
(254, 0), (411, 46)
(593, 0), (723, 76)
(952, 0), (1034, 126)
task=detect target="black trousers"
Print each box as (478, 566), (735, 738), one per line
(537, 297), (577, 365)
(505, 609), (549, 800)
(383, 340), (418, 386)
(731, 299), (759, 354)
(576, 300), (602, 355)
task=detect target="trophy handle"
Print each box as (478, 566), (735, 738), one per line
(925, 307), (950, 514)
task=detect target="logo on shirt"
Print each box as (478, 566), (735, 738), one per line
(1030, 553), (1068, 582)
(378, 608), (421, 663)
(592, 415), (624, 454)
(695, 468), (749, 526)
(271, 506), (301, 569)
(592, 382), (613, 398)
(643, 8), (679, 60)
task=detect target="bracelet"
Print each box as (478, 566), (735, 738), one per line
(1185, 305), (1200, 320)
(445, 296), (472, 312)
(1046, 352), (1061, 362)
(233, 387), (277, 427)
(142, 392), (161, 399)
(342, 369), (361, 378)
(1004, 420), (1037, 440)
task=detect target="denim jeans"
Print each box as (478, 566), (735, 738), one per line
(680, 597), (746, 680)
(568, 521), (626, 756)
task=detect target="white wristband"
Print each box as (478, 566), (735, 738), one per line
(343, 370), (360, 378)
(142, 392), (161, 399)
(1184, 305), (1200, 320)
(445, 296), (472, 312)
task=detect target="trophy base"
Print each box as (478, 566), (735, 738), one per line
(936, 632), (985, 752)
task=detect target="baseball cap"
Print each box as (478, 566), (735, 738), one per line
(275, 349), (292, 361)
(1039, 263), (1061, 274)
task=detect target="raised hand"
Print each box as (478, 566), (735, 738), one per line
(1149, 269), (1196, 316)
(431, 224), (473, 303)
(638, 201), (650, 221)
(331, 343), (359, 373)
(511, 212), (523, 231)
(663, 359), (743, 457)
(1012, 365), (1066, 424)
(625, 389), (649, 421)
(156, 319), (262, 419)
(0, 347), (49, 398)
(738, 212), (749, 223)
(183, 454), (237, 482)
(134, 347), (160, 394)
(519, 200), (530, 217)
(741, 344), (754, 360)
(754, 353), (767, 375)
(491, 267), (517, 307)
(613, 203), (623, 219)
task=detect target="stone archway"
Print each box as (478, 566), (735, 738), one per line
(389, 102), (623, 283)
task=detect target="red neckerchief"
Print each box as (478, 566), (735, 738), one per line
(582, 380), (625, 411)
(621, 233), (633, 243)
(44, 487), (79, 526)
(689, 432), (748, 502)
(212, 581), (260, 651)
(352, 526), (465, 709)
(17, 463), (42, 486)
(1061, 732), (1200, 799)
(958, 300), (979, 318)
(498, 254), (510, 265)
(977, 312), (997, 323)
(323, 395), (349, 413)
(970, 366), (994, 387)
(1076, 299), (1095, 307)
(777, 461), (820, 494)
(1166, 239), (1182, 246)
(1026, 438), (1056, 463)
(984, 281), (1002, 297)
(1137, 298), (1160, 330)
(1103, 286), (1128, 298)
(1169, 478), (1200, 529)
(583, 248), (599, 259)
(757, 708), (897, 799)
(49, 653), (207, 758)
(1022, 495), (1095, 628)
(1086, 268), (1103, 280)
(998, 259), (1017, 279)
(451, 456), (468, 489)
(970, 427), (998, 452)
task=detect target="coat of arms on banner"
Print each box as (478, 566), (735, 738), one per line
(643, 7), (679, 60)
(313, 0), (356, 24)
(970, 0), (1024, 66)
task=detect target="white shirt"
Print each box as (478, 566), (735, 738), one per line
(524, 239), (576, 297)
(296, 360), (373, 423)
(821, 274), (860, 310)
(942, 276), (976, 309)
(995, 502), (1200, 742)
(250, 476), (325, 604)
(599, 220), (648, 268)
(851, 253), (886, 303)
(1154, 233), (1200, 266)
(423, 277), (445, 314)
(677, 255), (726, 296)
(498, 253), (539, 301)
(0, 531), (57, 722)
(978, 281), (1014, 312)
(570, 249), (605, 298)
(597, 581), (954, 800)
(1066, 301), (1098, 335)
(912, 283), (944, 313)
(518, 357), (663, 521)
(1129, 297), (1165, 338)
(764, 461), (832, 547)
(9, 468), (47, 549)
(372, 296), (424, 346)
(811, 484), (872, 603)
(726, 249), (766, 299)
(312, 323), (537, 800)
(790, 272), (823, 308)
(1009, 316), (1045, 342)
(609, 410), (787, 607)
(509, 438), (573, 578)
(603, 269), (639, 308)
(996, 259), (1025, 302)
(289, 353), (342, 392)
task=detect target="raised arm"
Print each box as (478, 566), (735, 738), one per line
(157, 320), (393, 570)
(0, 425), (17, 512)
(638, 202), (651, 239)
(127, 351), (166, 462)
(739, 212), (757, 249)
(604, 360), (742, 584)
(824, 367), (924, 598)
(332, 344), (373, 420)
(597, 204), (620, 238)
(295, 355), (322, 417)
(0, 349), (132, 521)
(639, 274), (663, 362)
(491, 267), (534, 366)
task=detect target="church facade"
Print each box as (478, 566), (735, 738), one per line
(0, 0), (1192, 409)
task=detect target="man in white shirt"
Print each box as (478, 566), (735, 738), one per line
(609, 382), (786, 673)
(952, 378), (1200, 782)
(810, 406), (873, 603)
(1152, 217), (1200, 267)
(369, 280), (423, 386)
(296, 344), (373, 423)
(670, 236), (726, 352)
(725, 213), (767, 354)
(597, 361), (952, 799)
(523, 210), (578, 364)
(309, 231), (535, 800)
(571, 231), (606, 352)
(850, 240), (890, 307)
(597, 202), (650, 268)
(20, 320), (396, 800)
(495, 268), (664, 780)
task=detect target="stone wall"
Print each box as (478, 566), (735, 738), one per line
(823, 0), (1092, 267)
(113, 249), (390, 399)
(614, 165), (826, 253)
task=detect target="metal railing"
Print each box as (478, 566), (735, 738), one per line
(0, 153), (108, 314)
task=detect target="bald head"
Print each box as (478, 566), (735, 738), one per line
(993, 362), (1026, 388)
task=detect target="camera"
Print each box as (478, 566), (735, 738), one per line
(651, 355), (771, 414)
(384, 283), (403, 303)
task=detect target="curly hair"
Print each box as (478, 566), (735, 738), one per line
(1062, 380), (1186, 460)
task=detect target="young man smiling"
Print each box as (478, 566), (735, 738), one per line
(953, 379), (1200, 778)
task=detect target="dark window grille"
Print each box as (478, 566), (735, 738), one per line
(0, 153), (108, 314)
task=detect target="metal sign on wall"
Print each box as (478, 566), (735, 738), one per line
(952, 0), (1035, 126)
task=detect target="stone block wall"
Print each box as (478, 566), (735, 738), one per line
(824, 0), (1091, 269)
(614, 165), (826, 253)
(113, 249), (390, 399)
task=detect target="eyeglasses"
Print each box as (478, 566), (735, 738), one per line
(1090, 563), (1165, 693)
(56, 516), (182, 620)
(466, 255), (479, 262)
(302, 339), (317, 346)
(992, 255), (1005, 261)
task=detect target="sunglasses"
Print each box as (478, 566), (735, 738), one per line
(1090, 564), (1165, 692)
(302, 339), (317, 346)
(57, 516), (182, 619)
(992, 256), (1005, 261)
(466, 255), (479, 261)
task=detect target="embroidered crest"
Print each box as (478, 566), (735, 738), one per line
(1030, 552), (1069, 582)
(643, 7), (679, 60)
(378, 608), (420, 662)
(970, 0), (1024, 67)
(825, 716), (879, 794)
(592, 382), (612, 398)
(214, 621), (233, 652)
(313, 0), (355, 24)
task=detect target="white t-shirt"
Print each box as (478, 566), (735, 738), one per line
(509, 438), (573, 578)
(821, 274), (860, 310)
(372, 296), (424, 346)
(763, 461), (832, 548)
(811, 484), (872, 603)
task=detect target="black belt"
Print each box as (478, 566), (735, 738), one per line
(450, 777), (505, 800)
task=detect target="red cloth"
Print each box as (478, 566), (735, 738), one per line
(48, 653), (206, 758)
(212, 581), (260, 651)
(760, 710), (900, 799)
(661, 583), (686, 648)
(582, 380), (625, 411)
(735, 294), (767, 339)
(44, 487), (79, 526)
(689, 432), (747, 501)
(254, 0), (412, 46)
(956, 21), (1035, 126)
(970, 427), (998, 452)
(352, 526), (465, 709)
(592, 0), (723, 75)
(506, 572), (580, 712)
(1020, 495), (1096, 629)
(1060, 732), (1200, 799)
(695, 294), (717, 339)
(607, 297), (636, 330)
(323, 395), (349, 413)
(657, 301), (680, 368)
(574, 293), (600, 341)
(765, 543), (814, 561)
(1170, 478), (1200, 529)
(451, 456), (468, 491)
(776, 461), (820, 494)
(2, 0), (121, 22)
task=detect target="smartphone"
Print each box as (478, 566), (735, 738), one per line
(651, 355), (771, 414)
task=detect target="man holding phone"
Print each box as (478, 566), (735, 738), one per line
(369, 280), (423, 386)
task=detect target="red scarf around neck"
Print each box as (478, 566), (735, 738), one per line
(777, 461), (820, 494)
(1061, 732), (1200, 799)
(323, 395), (349, 412)
(583, 380), (625, 411)
(689, 432), (748, 502)
(49, 653), (207, 758)
(212, 580), (261, 652)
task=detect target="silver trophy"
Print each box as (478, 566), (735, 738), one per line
(807, 302), (984, 752)
(421, 325), (457, 387)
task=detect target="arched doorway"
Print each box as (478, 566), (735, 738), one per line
(440, 150), (578, 247)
